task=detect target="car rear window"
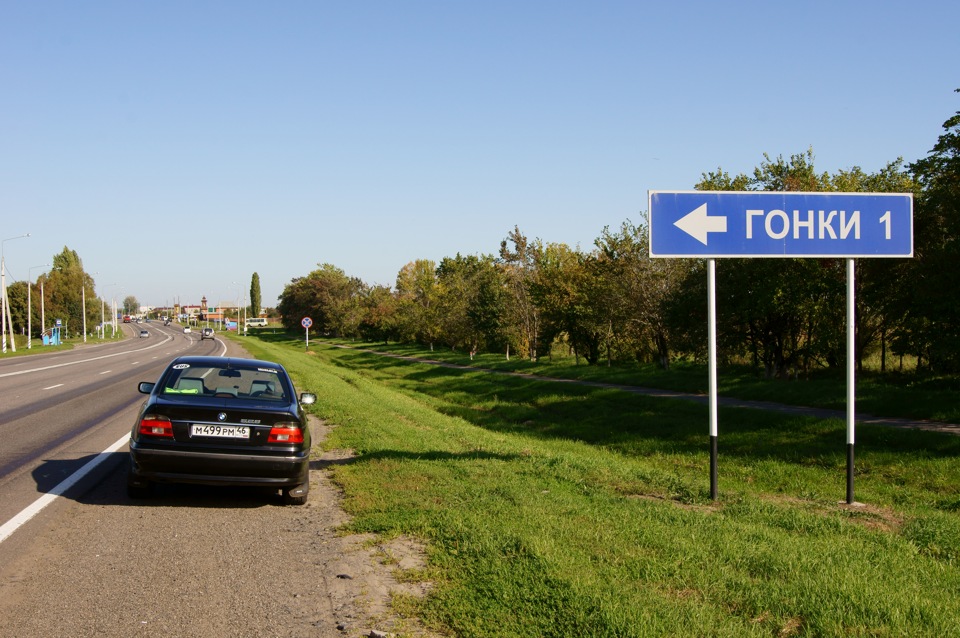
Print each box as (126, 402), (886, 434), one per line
(161, 363), (288, 401)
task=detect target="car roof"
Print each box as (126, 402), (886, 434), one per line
(166, 355), (284, 371)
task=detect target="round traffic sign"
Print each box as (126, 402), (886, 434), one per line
(301, 317), (313, 328)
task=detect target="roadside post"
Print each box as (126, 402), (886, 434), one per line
(649, 190), (913, 504)
(301, 316), (312, 350)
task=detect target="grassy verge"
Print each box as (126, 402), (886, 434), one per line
(315, 338), (960, 424)
(236, 334), (960, 637)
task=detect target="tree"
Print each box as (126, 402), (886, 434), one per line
(394, 259), (441, 349)
(435, 253), (509, 355)
(829, 160), (917, 372)
(691, 149), (920, 376)
(43, 247), (97, 337)
(358, 284), (399, 344)
(276, 263), (364, 337)
(596, 220), (689, 369)
(694, 151), (843, 377)
(250, 273), (262, 318)
(902, 91), (960, 371)
(498, 227), (541, 360)
(436, 254), (485, 353)
(532, 242), (604, 364)
(123, 295), (139, 316)
(7, 281), (28, 334)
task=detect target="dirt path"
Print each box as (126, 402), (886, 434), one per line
(336, 344), (960, 436)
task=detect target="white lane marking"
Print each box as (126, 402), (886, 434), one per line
(0, 434), (129, 544)
(100, 370), (111, 375)
(43, 384), (64, 390)
(0, 334), (175, 379)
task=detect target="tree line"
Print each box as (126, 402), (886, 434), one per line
(5, 250), (267, 341)
(3, 247), (136, 340)
(277, 97), (960, 375)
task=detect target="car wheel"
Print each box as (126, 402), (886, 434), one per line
(281, 482), (309, 506)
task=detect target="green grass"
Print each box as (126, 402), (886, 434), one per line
(315, 337), (960, 424)
(234, 333), (960, 637)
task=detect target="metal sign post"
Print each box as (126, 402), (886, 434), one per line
(846, 259), (856, 504)
(301, 316), (313, 350)
(707, 258), (718, 500)
(650, 191), (913, 503)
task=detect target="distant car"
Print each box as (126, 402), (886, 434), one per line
(139, 330), (149, 338)
(127, 356), (316, 505)
(183, 326), (191, 334)
(201, 327), (214, 340)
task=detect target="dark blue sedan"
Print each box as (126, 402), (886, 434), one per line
(127, 356), (316, 505)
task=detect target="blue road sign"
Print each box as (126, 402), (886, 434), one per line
(649, 191), (913, 258)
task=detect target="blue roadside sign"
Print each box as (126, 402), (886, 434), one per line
(649, 191), (913, 258)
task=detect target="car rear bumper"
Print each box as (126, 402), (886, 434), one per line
(128, 445), (310, 487)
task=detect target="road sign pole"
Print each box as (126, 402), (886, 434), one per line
(846, 258), (856, 504)
(301, 317), (313, 350)
(708, 258), (719, 500)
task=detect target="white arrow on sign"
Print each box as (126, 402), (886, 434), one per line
(674, 203), (727, 245)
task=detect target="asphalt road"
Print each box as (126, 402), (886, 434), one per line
(0, 325), (426, 637)
(0, 322), (226, 534)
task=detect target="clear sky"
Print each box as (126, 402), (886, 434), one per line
(2, 1), (957, 309)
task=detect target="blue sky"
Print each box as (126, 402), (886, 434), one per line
(2, 1), (957, 308)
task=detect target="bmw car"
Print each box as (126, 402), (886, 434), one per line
(127, 356), (316, 505)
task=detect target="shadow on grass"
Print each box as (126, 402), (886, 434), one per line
(329, 344), (960, 466)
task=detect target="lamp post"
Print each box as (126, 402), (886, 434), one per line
(232, 281), (242, 334)
(115, 289), (123, 338)
(82, 271), (98, 344)
(27, 264), (49, 349)
(2, 232), (31, 353)
(103, 283), (117, 339)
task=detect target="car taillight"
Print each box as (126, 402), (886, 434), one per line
(268, 423), (304, 444)
(139, 414), (173, 438)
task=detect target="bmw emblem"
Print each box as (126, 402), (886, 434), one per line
(218, 412), (227, 422)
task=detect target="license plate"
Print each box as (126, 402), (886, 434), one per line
(190, 424), (250, 439)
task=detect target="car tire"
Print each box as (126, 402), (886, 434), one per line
(281, 482), (309, 506)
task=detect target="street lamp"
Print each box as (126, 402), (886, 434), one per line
(102, 283), (118, 339)
(100, 283), (115, 340)
(27, 264), (49, 349)
(115, 289), (124, 338)
(232, 281), (242, 334)
(2, 232), (31, 353)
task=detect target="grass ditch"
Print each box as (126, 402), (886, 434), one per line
(237, 334), (960, 637)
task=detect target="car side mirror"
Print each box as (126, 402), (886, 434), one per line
(300, 393), (316, 405)
(138, 382), (155, 394)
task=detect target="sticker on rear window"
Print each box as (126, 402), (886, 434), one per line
(172, 363), (191, 369)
